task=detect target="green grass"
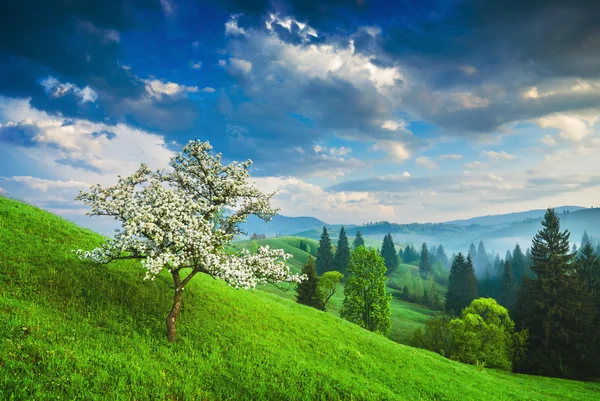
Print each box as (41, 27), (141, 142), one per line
(1, 195), (599, 400)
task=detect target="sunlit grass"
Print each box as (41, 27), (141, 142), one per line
(1, 195), (599, 400)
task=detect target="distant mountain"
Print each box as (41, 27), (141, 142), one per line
(240, 214), (356, 237)
(445, 206), (586, 227)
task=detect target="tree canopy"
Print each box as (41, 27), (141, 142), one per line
(75, 140), (302, 342)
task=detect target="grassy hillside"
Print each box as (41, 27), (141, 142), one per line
(231, 236), (319, 272)
(1, 196), (599, 400)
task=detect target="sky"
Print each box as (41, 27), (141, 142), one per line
(2, 0), (600, 233)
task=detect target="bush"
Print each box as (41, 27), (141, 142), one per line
(409, 298), (528, 371)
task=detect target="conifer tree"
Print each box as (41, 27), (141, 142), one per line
(493, 254), (503, 275)
(476, 241), (489, 274)
(316, 226), (334, 275)
(299, 240), (307, 252)
(341, 247), (391, 335)
(445, 253), (478, 315)
(505, 250), (512, 264)
(516, 209), (597, 379)
(468, 243), (478, 261)
(380, 233), (399, 274)
(581, 231), (591, 248)
(512, 244), (526, 285)
(334, 226), (351, 277)
(499, 260), (517, 315)
(296, 256), (321, 309)
(419, 242), (433, 278)
(436, 245), (449, 269)
(353, 230), (365, 249)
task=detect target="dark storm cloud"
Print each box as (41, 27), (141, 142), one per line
(0, 0), (158, 99)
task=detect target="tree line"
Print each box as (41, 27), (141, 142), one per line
(413, 209), (600, 381)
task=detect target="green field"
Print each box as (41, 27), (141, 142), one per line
(1, 195), (599, 400)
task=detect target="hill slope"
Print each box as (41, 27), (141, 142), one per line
(1, 196), (599, 400)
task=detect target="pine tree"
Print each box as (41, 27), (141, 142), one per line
(515, 209), (597, 379)
(499, 260), (517, 315)
(419, 242), (433, 278)
(468, 243), (478, 261)
(512, 244), (526, 285)
(353, 230), (365, 249)
(299, 240), (307, 252)
(341, 247), (391, 335)
(428, 275), (440, 308)
(316, 226), (334, 275)
(581, 231), (591, 248)
(296, 256), (321, 309)
(380, 233), (399, 274)
(436, 245), (449, 269)
(445, 253), (478, 316)
(505, 250), (512, 264)
(493, 254), (503, 275)
(476, 241), (489, 274)
(398, 247), (404, 262)
(334, 226), (351, 277)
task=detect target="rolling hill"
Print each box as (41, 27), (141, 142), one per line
(1, 195), (599, 400)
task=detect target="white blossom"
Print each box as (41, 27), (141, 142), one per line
(74, 139), (305, 288)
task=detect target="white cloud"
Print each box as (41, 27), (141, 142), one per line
(329, 146), (352, 156)
(416, 156), (439, 170)
(228, 58), (253, 74)
(451, 92), (490, 109)
(540, 134), (558, 146)
(144, 79), (198, 98)
(225, 14), (247, 36)
(201, 87), (216, 93)
(402, 171), (411, 177)
(252, 176), (395, 223)
(537, 113), (598, 141)
(191, 61), (202, 69)
(40, 76), (97, 103)
(482, 150), (516, 162)
(463, 161), (489, 169)
(373, 140), (411, 163)
(438, 154), (463, 160)
(381, 120), (406, 131)
(265, 14), (318, 41)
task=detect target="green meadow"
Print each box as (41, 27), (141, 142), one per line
(1, 195), (599, 400)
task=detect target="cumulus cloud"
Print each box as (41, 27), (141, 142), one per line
(41, 76), (98, 103)
(144, 79), (199, 99)
(536, 112), (598, 141)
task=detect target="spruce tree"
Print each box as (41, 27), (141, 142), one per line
(468, 243), (478, 261)
(516, 209), (597, 379)
(296, 256), (321, 309)
(445, 253), (478, 315)
(419, 242), (433, 278)
(334, 226), (351, 277)
(316, 226), (334, 275)
(499, 260), (517, 315)
(353, 230), (365, 249)
(582, 231), (591, 248)
(512, 244), (526, 285)
(299, 240), (307, 252)
(476, 241), (489, 274)
(341, 247), (391, 334)
(380, 233), (399, 274)
(436, 245), (449, 269)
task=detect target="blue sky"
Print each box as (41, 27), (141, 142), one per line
(2, 0), (600, 233)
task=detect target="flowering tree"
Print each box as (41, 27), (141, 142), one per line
(74, 140), (304, 342)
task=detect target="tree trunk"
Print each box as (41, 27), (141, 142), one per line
(166, 271), (183, 342)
